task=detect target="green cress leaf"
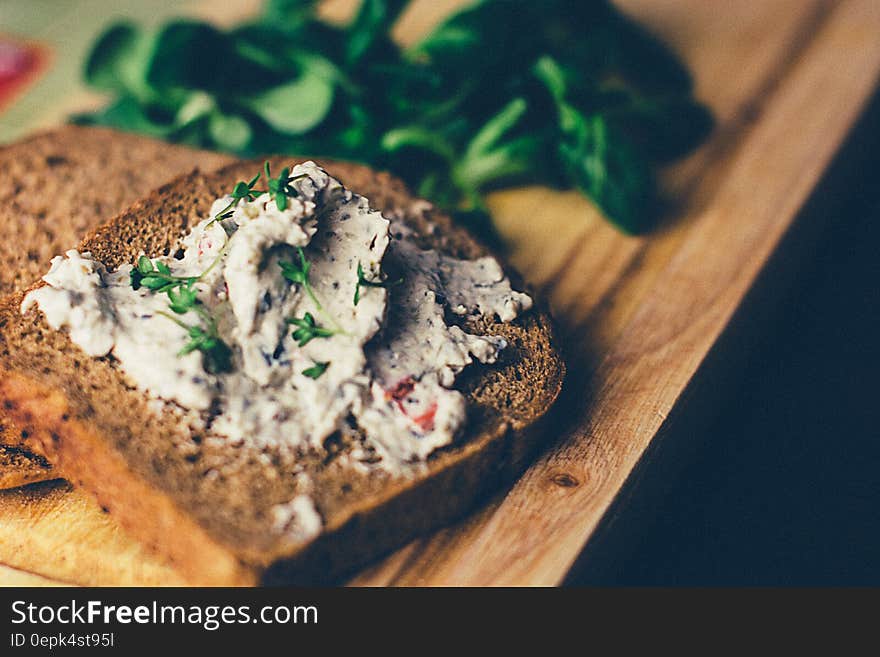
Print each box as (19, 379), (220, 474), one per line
(167, 285), (198, 314)
(211, 171), (262, 223)
(287, 312), (336, 346)
(354, 262), (402, 306)
(144, 257), (233, 375)
(280, 248), (324, 311)
(142, 275), (171, 291)
(301, 361), (329, 379)
(243, 69), (334, 135)
(279, 250), (310, 287)
(264, 161), (308, 210)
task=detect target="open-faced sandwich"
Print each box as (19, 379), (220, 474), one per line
(0, 145), (564, 584)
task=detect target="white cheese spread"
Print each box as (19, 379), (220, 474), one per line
(270, 495), (323, 545)
(22, 161), (532, 474)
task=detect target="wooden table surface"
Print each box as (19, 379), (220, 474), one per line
(0, 0), (879, 586)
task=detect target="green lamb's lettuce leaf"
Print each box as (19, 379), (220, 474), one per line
(607, 95), (714, 163)
(84, 22), (139, 92)
(83, 23), (166, 106)
(174, 91), (215, 127)
(558, 108), (651, 234)
(208, 110), (253, 152)
(381, 125), (456, 163)
(261, 0), (319, 27)
(242, 65), (335, 135)
(345, 0), (409, 67)
(73, 96), (176, 138)
(146, 21), (228, 91)
(407, 0), (520, 73)
(453, 98), (545, 191)
(534, 54), (651, 232)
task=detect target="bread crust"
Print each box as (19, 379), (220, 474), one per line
(0, 156), (564, 584)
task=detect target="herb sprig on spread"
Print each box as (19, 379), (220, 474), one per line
(212, 161), (309, 225)
(354, 262), (401, 306)
(165, 315), (233, 375)
(77, 0), (712, 241)
(131, 255), (232, 373)
(279, 247), (322, 311)
(129, 256), (196, 293)
(212, 172), (262, 223)
(287, 312), (336, 347)
(279, 246), (350, 343)
(301, 361), (329, 379)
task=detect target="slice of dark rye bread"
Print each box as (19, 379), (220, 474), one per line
(0, 156), (564, 585)
(0, 126), (232, 487)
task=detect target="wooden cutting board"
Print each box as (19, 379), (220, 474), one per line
(1, 0), (879, 586)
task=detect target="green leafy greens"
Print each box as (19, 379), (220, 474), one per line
(77, 0), (711, 240)
(264, 162), (308, 210)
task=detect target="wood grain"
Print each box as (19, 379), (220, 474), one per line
(0, 481), (185, 586)
(1, 0), (879, 586)
(0, 563), (64, 587)
(351, 0), (880, 585)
